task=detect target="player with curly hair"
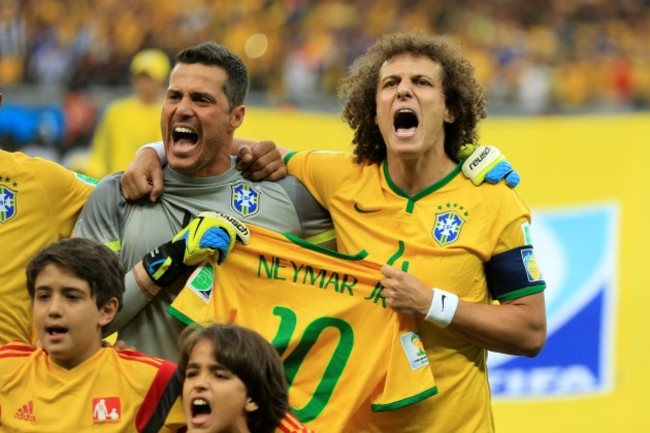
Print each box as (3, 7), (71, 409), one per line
(283, 31), (547, 432)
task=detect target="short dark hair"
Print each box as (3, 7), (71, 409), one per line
(26, 238), (125, 319)
(175, 41), (249, 111)
(339, 31), (487, 164)
(179, 323), (289, 433)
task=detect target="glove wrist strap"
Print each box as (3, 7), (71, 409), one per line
(142, 241), (188, 287)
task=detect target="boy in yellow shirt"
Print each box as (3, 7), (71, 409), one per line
(0, 238), (185, 432)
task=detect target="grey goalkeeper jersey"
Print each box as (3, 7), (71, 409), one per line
(73, 159), (333, 361)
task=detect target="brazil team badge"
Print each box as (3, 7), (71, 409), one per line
(231, 182), (261, 217)
(0, 185), (17, 224)
(432, 210), (465, 245)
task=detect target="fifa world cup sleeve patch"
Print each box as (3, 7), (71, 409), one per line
(372, 323), (438, 412)
(485, 245), (546, 302)
(400, 332), (430, 370)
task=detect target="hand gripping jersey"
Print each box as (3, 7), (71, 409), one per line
(73, 160), (333, 361)
(169, 224), (437, 433)
(0, 342), (185, 432)
(286, 150), (546, 433)
(0, 151), (95, 344)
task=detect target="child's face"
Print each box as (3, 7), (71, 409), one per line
(183, 338), (259, 433)
(32, 264), (117, 369)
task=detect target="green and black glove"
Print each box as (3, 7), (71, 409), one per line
(142, 211), (250, 287)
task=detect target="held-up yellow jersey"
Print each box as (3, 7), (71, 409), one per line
(286, 150), (546, 433)
(0, 342), (185, 432)
(0, 151), (95, 344)
(169, 224), (438, 433)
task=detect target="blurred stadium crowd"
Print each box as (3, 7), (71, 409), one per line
(0, 0), (649, 157)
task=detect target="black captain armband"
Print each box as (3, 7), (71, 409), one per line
(485, 245), (546, 302)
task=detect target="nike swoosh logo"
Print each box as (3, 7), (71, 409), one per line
(354, 202), (381, 214)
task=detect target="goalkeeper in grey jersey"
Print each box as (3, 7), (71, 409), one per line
(73, 42), (333, 361)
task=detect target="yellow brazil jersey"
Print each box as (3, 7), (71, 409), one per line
(0, 151), (95, 345)
(0, 341), (185, 432)
(83, 96), (162, 179)
(169, 224), (438, 433)
(286, 150), (546, 433)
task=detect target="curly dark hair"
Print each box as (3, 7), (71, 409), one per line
(338, 31), (487, 165)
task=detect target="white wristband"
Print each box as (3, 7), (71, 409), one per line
(137, 141), (168, 165)
(425, 288), (459, 328)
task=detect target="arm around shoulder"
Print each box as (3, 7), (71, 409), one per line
(121, 142), (165, 202)
(234, 139), (289, 181)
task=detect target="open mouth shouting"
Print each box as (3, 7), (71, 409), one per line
(394, 108), (419, 138)
(172, 126), (199, 149)
(189, 397), (212, 427)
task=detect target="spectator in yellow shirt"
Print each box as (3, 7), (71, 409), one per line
(81, 48), (170, 179)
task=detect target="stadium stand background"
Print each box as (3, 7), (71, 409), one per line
(2, 0), (649, 156)
(1, 1), (649, 431)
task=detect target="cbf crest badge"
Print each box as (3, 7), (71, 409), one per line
(432, 210), (465, 245)
(231, 182), (261, 217)
(0, 185), (17, 224)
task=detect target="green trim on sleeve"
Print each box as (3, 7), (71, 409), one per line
(74, 172), (99, 185)
(371, 386), (439, 412)
(105, 240), (122, 253)
(284, 151), (299, 164)
(167, 305), (196, 326)
(497, 283), (546, 302)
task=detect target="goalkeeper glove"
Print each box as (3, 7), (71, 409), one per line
(457, 144), (520, 188)
(142, 211), (250, 287)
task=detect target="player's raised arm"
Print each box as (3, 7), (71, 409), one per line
(122, 139), (290, 202)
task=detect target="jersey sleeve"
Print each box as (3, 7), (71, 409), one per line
(482, 185), (546, 301)
(72, 174), (153, 336)
(284, 150), (356, 210)
(276, 411), (314, 433)
(276, 176), (335, 246)
(135, 357), (185, 433)
(483, 185), (532, 254)
(26, 157), (95, 240)
(168, 259), (226, 326)
(72, 173), (125, 248)
(369, 318), (438, 412)
(0, 340), (35, 382)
